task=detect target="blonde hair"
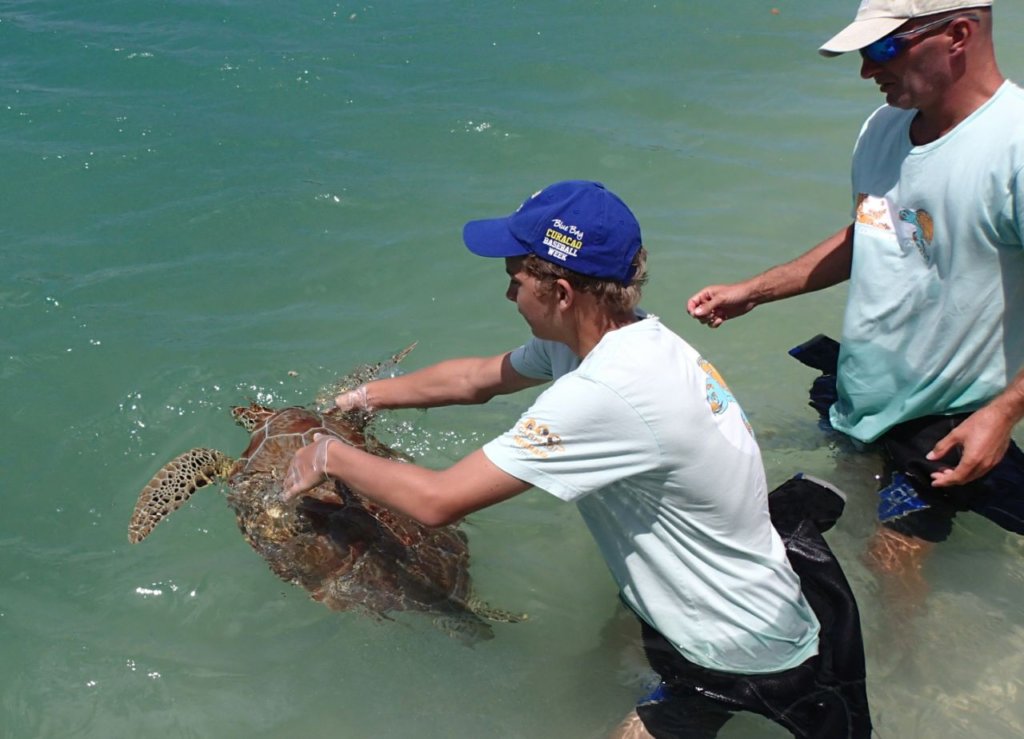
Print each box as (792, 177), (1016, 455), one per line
(522, 247), (648, 314)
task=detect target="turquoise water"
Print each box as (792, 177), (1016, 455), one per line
(4, 2), (1024, 736)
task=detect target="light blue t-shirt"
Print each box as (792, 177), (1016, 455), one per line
(483, 316), (820, 674)
(832, 81), (1024, 442)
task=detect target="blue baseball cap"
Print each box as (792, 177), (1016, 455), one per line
(462, 180), (643, 284)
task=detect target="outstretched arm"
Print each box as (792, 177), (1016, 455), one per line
(337, 351), (545, 412)
(687, 224), (854, 328)
(928, 369), (1024, 487)
(283, 436), (531, 527)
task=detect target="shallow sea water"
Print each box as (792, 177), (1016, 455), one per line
(3, 1), (1024, 737)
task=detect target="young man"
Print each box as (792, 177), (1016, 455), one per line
(687, 2), (1024, 585)
(284, 181), (870, 737)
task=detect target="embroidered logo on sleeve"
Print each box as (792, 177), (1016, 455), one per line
(698, 357), (735, 415)
(512, 418), (565, 458)
(697, 357), (754, 437)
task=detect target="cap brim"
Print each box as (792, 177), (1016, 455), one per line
(819, 17), (905, 57)
(462, 217), (531, 258)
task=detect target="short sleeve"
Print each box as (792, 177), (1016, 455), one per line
(509, 338), (582, 381)
(508, 340), (553, 380)
(482, 373), (658, 502)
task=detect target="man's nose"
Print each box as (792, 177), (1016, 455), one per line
(859, 53), (882, 80)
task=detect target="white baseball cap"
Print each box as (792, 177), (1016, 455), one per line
(819, 0), (992, 57)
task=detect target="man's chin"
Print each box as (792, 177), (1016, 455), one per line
(527, 325), (554, 342)
(883, 90), (913, 109)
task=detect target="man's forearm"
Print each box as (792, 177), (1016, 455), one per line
(326, 440), (451, 523)
(750, 224), (854, 305)
(323, 442), (529, 527)
(986, 367), (1024, 428)
(360, 353), (540, 411)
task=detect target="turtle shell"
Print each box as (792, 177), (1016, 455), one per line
(225, 405), (476, 620)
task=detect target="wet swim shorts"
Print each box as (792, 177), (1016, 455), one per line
(634, 475), (872, 739)
(876, 414), (1024, 542)
(790, 334), (1024, 543)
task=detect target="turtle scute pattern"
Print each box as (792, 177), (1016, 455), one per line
(217, 407), (494, 625)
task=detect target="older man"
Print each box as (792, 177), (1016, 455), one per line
(688, 1), (1024, 584)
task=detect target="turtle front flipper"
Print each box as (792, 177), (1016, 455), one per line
(128, 448), (235, 543)
(314, 342), (418, 415)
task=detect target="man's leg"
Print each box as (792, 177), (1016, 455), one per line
(866, 467), (951, 617)
(863, 525), (935, 618)
(628, 621), (738, 739)
(768, 475), (873, 739)
(630, 688), (735, 739)
(788, 338), (955, 613)
(610, 711), (655, 739)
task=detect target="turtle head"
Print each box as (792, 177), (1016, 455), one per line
(231, 403), (274, 432)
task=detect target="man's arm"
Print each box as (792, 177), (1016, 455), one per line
(283, 437), (531, 527)
(337, 351), (545, 412)
(928, 369), (1024, 487)
(687, 224), (854, 328)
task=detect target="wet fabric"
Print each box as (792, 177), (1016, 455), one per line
(877, 414), (1024, 542)
(789, 334), (841, 430)
(635, 475), (872, 739)
(833, 82), (1024, 443)
(876, 472), (931, 524)
(791, 334), (1024, 542)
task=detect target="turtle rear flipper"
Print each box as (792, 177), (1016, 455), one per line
(467, 596), (528, 624)
(432, 612), (495, 645)
(432, 600), (527, 644)
(128, 448), (235, 544)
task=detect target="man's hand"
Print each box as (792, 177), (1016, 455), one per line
(283, 434), (338, 501)
(927, 406), (1014, 487)
(335, 385), (371, 413)
(686, 284), (758, 328)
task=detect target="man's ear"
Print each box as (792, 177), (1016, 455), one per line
(947, 15), (974, 56)
(554, 278), (574, 308)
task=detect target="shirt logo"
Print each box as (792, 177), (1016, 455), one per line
(698, 357), (734, 415)
(698, 357), (754, 437)
(898, 208), (934, 262)
(855, 193), (894, 231)
(512, 418), (565, 458)
(856, 194), (935, 263)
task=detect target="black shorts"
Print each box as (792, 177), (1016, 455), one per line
(790, 334), (1024, 543)
(877, 414), (1024, 542)
(634, 476), (872, 739)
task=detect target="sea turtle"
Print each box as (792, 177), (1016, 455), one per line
(127, 347), (524, 642)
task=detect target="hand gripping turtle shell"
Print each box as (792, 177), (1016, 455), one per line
(128, 346), (524, 642)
